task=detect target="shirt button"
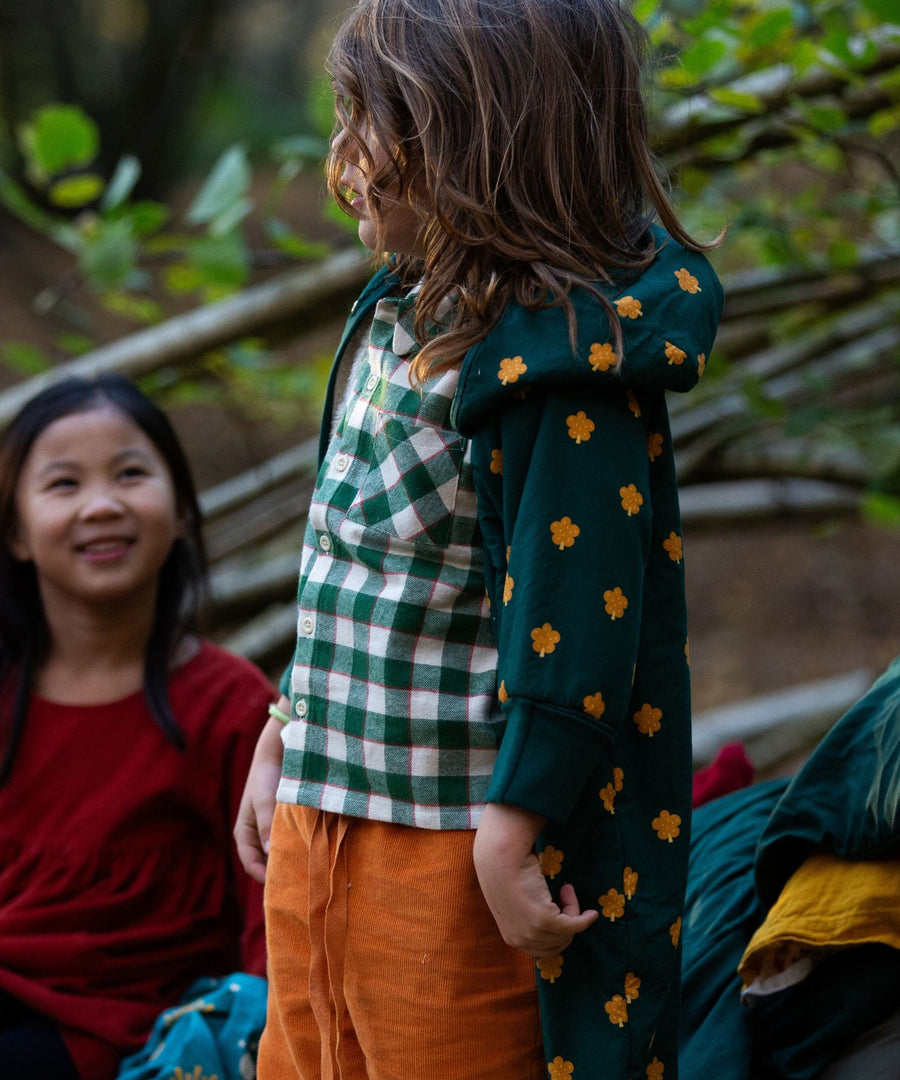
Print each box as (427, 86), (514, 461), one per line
(319, 534), (332, 552)
(295, 698), (308, 718)
(335, 453), (349, 473)
(366, 374), (378, 392)
(301, 616), (314, 635)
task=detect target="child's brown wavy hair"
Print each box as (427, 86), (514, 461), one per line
(327, 0), (715, 382)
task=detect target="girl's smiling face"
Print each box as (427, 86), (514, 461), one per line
(9, 403), (183, 616)
(333, 122), (428, 256)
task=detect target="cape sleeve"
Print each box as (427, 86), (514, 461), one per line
(472, 381), (656, 823)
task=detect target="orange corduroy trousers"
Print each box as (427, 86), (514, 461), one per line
(259, 803), (544, 1080)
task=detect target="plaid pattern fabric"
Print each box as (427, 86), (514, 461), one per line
(277, 293), (501, 829)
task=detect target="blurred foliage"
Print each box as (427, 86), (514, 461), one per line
(0, 0), (897, 484)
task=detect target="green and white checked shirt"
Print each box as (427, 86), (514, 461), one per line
(276, 290), (502, 829)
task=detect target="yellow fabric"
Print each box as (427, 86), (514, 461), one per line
(739, 854), (900, 986)
(260, 803), (544, 1080)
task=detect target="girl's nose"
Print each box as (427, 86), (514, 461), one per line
(80, 488), (125, 519)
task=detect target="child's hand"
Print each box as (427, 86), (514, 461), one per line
(473, 802), (598, 958)
(234, 698), (287, 884)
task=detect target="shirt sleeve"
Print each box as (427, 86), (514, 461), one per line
(475, 382), (656, 823)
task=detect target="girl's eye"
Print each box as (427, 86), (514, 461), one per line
(46, 476), (77, 491)
(119, 466), (148, 481)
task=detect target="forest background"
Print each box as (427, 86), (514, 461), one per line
(0, 0), (898, 763)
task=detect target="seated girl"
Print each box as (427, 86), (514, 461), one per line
(0, 376), (274, 1080)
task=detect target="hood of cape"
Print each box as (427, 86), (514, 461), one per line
(451, 225), (725, 437)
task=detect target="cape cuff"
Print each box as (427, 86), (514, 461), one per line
(486, 696), (615, 824)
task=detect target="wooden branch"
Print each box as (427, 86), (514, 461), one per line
(679, 477), (860, 524)
(199, 436), (319, 523)
(706, 433), (871, 486)
(0, 247), (370, 430)
(654, 31), (900, 155)
(692, 669), (873, 770)
(218, 602), (297, 669)
(208, 552), (299, 616)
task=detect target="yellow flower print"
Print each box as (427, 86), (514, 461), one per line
(503, 573), (514, 605)
(589, 341), (617, 372)
(615, 296), (643, 320)
(603, 587), (628, 620)
(623, 866), (638, 899)
(613, 767), (624, 791)
(583, 691), (606, 719)
(600, 783), (616, 813)
(647, 1057), (665, 1080)
(627, 390), (641, 418)
(625, 972), (642, 1003)
(170, 1069), (216, 1080)
(653, 810), (682, 843)
(490, 448), (503, 475)
(498, 680), (509, 704)
(605, 994), (629, 1027)
(633, 703), (662, 738)
(551, 516), (581, 550)
(663, 532), (683, 564)
(620, 484), (644, 516)
(539, 845), (564, 879)
(548, 1057), (575, 1080)
(665, 341), (686, 366)
(674, 268), (702, 293)
(506, 545), (511, 563)
(538, 954), (564, 983)
(647, 431), (663, 461)
(531, 623), (560, 657)
(600, 888), (625, 922)
(566, 411), (595, 444)
(685, 637), (690, 665)
(697, 352), (707, 377)
(498, 355), (527, 385)
(670, 915), (682, 948)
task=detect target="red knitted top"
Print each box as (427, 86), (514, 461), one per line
(0, 642), (274, 1080)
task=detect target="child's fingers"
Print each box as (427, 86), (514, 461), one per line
(558, 882), (598, 923)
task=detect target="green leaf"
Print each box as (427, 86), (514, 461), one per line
(55, 332), (94, 356)
(0, 341), (50, 375)
(188, 231), (249, 289)
(827, 239), (858, 268)
(680, 37), (728, 77)
(164, 263), (206, 295)
(708, 87), (766, 114)
(264, 218), (330, 259)
(271, 134), (326, 164)
(78, 218), (138, 289)
(100, 290), (164, 324)
(861, 492), (900, 529)
(742, 376), (786, 419)
(114, 200), (169, 237)
(186, 144), (252, 229)
(18, 104), (100, 179)
(859, 0), (900, 17)
(102, 155), (142, 211)
(746, 9), (793, 48)
(48, 173), (105, 208)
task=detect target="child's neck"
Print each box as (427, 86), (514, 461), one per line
(35, 596), (154, 705)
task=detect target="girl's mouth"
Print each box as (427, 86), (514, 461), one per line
(77, 539), (133, 560)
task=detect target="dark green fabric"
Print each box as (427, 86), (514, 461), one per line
(680, 656), (900, 1080)
(455, 230), (723, 1079)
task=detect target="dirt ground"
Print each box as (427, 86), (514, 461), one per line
(684, 516), (900, 714)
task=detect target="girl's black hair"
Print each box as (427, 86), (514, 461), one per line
(0, 375), (207, 785)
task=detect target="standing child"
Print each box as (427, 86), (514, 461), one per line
(235, 1), (724, 1077)
(0, 376), (274, 1080)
